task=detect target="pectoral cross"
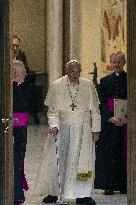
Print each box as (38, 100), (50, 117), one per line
(70, 103), (77, 111)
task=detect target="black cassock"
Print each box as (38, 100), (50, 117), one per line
(16, 50), (40, 124)
(13, 81), (29, 201)
(95, 71), (127, 192)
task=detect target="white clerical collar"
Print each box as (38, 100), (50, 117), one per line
(115, 73), (120, 76)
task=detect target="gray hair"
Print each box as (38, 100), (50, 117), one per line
(13, 60), (26, 75)
(110, 51), (126, 62)
(66, 59), (81, 69)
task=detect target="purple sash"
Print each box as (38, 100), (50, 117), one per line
(12, 113), (29, 126)
(106, 97), (127, 171)
(107, 97), (114, 112)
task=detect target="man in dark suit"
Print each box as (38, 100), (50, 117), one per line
(98, 51), (127, 195)
(13, 35), (29, 72)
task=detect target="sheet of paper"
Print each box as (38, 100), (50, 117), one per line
(114, 99), (127, 118)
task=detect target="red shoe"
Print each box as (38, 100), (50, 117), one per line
(22, 177), (29, 191)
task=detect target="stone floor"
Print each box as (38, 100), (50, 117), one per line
(23, 125), (127, 205)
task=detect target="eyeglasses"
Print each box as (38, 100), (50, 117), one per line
(111, 61), (122, 65)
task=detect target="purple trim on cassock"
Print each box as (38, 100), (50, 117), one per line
(106, 97), (127, 171)
(106, 97), (114, 112)
(12, 112), (29, 126)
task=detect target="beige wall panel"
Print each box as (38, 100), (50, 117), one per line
(12, 0), (46, 72)
(80, 0), (101, 81)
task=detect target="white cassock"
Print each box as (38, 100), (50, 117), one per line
(35, 75), (101, 200)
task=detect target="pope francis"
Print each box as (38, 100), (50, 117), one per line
(38, 60), (101, 205)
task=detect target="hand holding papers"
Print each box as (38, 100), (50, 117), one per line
(108, 99), (127, 126)
(114, 99), (127, 118)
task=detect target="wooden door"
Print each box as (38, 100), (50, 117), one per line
(0, 1), (13, 204)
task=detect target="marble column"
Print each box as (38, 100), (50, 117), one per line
(69, 0), (81, 61)
(45, 0), (63, 86)
(62, 0), (70, 75)
(127, 0), (136, 204)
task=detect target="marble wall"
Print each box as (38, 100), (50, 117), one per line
(80, 0), (127, 82)
(80, 0), (101, 81)
(12, 0), (46, 72)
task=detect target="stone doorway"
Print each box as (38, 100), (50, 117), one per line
(0, 0), (136, 204)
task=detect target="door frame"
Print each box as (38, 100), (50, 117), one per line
(0, 0), (13, 204)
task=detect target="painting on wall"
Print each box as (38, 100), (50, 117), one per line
(101, 0), (126, 71)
